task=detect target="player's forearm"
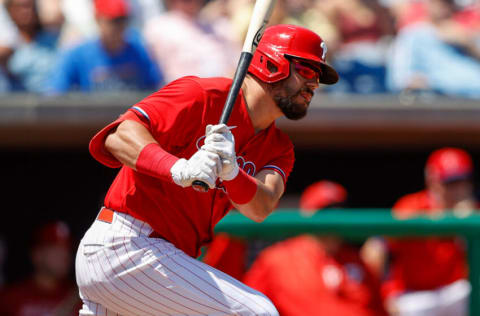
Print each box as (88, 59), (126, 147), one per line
(229, 170), (284, 222)
(233, 183), (279, 222)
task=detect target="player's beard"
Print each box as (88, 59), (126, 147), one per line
(274, 85), (314, 120)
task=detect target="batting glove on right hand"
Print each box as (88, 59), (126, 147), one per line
(202, 124), (239, 181)
(170, 149), (221, 189)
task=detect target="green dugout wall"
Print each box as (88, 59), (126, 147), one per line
(215, 210), (480, 316)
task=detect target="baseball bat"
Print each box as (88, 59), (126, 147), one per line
(192, 0), (277, 193)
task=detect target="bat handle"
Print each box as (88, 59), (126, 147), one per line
(192, 180), (209, 192)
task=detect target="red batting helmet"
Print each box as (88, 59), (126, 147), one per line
(425, 147), (473, 183)
(248, 24), (339, 84)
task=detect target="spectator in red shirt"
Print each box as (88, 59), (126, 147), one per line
(383, 147), (476, 316)
(0, 221), (80, 316)
(243, 180), (387, 316)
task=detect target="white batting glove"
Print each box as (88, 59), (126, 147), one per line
(170, 149), (221, 189)
(202, 124), (239, 181)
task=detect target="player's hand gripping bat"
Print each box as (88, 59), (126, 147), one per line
(192, 0), (277, 193)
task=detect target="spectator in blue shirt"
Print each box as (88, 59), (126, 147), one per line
(386, 0), (480, 99)
(47, 0), (163, 94)
(4, 0), (61, 93)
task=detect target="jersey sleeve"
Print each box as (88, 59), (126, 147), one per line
(89, 110), (149, 168)
(391, 192), (427, 219)
(89, 76), (206, 168)
(260, 142), (294, 187)
(126, 76), (207, 154)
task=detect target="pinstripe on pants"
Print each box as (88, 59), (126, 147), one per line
(75, 211), (278, 316)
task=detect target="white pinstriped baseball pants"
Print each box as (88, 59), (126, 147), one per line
(75, 210), (278, 316)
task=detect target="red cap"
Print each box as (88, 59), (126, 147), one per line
(94, 0), (130, 19)
(32, 221), (72, 249)
(300, 180), (347, 213)
(425, 147), (473, 183)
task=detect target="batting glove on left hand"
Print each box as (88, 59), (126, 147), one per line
(202, 124), (239, 181)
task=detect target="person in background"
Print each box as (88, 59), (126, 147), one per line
(319, 0), (395, 94)
(383, 147), (476, 316)
(58, 0), (165, 50)
(0, 0), (18, 91)
(242, 180), (387, 316)
(143, 0), (237, 83)
(0, 221), (80, 316)
(387, 0), (480, 99)
(47, 0), (163, 94)
(385, 0), (480, 31)
(202, 180), (349, 280)
(4, 0), (61, 92)
(299, 179), (348, 212)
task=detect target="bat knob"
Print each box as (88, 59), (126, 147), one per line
(192, 180), (209, 193)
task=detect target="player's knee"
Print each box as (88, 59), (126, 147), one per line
(250, 297), (279, 316)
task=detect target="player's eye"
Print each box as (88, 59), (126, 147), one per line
(292, 60), (321, 82)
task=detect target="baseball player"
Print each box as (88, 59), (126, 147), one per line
(76, 24), (338, 315)
(0, 222), (81, 316)
(243, 181), (387, 316)
(383, 147), (476, 316)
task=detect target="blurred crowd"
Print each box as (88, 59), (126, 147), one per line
(0, 0), (479, 98)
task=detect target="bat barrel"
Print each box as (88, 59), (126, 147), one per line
(219, 52), (253, 125)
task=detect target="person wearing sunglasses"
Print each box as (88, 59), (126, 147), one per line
(78, 24), (338, 315)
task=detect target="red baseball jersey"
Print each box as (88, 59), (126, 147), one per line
(382, 190), (468, 299)
(0, 279), (80, 316)
(89, 76), (295, 258)
(243, 236), (387, 316)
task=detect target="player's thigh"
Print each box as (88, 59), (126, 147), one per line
(77, 221), (278, 316)
(160, 250), (279, 316)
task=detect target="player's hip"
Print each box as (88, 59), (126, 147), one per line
(77, 207), (180, 259)
(75, 208), (182, 305)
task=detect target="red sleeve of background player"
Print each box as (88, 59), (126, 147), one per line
(202, 233), (247, 280)
(391, 191), (429, 219)
(243, 252), (273, 295)
(381, 192), (427, 300)
(89, 76), (206, 168)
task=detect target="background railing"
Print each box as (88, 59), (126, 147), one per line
(215, 209), (480, 316)
(2, 93), (480, 148)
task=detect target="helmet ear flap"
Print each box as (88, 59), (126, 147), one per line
(249, 50), (291, 83)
